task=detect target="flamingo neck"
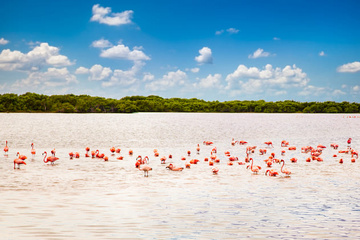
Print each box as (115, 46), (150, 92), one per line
(43, 152), (48, 163)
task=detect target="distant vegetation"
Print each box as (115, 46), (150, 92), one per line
(0, 92), (359, 113)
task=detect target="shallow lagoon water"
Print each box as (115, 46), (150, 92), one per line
(1, 113), (360, 239)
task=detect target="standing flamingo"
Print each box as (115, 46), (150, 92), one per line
(139, 165), (152, 177)
(85, 147), (90, 157)
(42, 151), (59, 165)
(4, 141), (9, 155)
(249, 158), (261, 174)
(14, 158), (26, 169)
(31, 143), (36, 156)
(280, 159), (291, 176)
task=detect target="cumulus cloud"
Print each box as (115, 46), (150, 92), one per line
(91, 38), (113, 48)
(248, 48), (271, 59)
(103, 61), (144, 87)
(337, 61), (360, 73)
(273, 37), (280, 41)
(100, 44), (150, 61)
(75, 66), (90, 74)
(90, 4), (133, 26)
(353, 85), (359, 91)
(88, 64), (112, 81)
(146, 70), (187, 91)
(225, 64), (309, 95)
(13, 67), (77, 88)
(0, 42), (73, 71)
(76, 62), (146, 87)
(143, 72), (155, 81)
(0, 38), (9, 45)
(195, 74), (222, 88)
(195, 47), (213, 64)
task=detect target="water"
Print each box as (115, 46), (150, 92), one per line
(0, 113), (359, 239)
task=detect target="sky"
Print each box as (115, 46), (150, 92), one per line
(0, 0), (359, 102)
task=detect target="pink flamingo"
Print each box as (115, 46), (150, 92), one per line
(85, 147), (90, 157)
(265, 169), (278, 177)
(16, 152), (27, 160)
(4, 141), (9, 155)
(14, 158), (26, 169)
(43, 151), (59, 165)
(166, 163), (184, 171)
(280, 159), (291, 176)
(249, 158), (261, 174)
(138, 165), (152, 177)
(31, 143), (36, 156)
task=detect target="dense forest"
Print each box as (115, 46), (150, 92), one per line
(0, 92), (359, 113)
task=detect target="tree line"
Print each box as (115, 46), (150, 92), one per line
(0, 92), (359, 113)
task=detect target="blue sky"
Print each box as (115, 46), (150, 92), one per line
(0, 0), (359, 102)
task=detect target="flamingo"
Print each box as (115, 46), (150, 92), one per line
(347, 138), (352, 146)
(4, 141), (9, 155)
(212, 167), (219, 174)
(69, 152), (74, 159)
(249, 158), (261, 174)
(196, 144), (200, 153)
(280, 159), (291, 176)
(265, 169), (278, 177)
(31, 143), (36, 156)
(51, 148), (56, 156)
(16, 152), (27, 160)
(42, 151), (59, 165)
(14, 158), (26, 169)
(264, 141), (273, 147)
(85, 147), (90, 157)
(166, 163), (184, 171)
(139, 165), (152, 177)
(110, 147), (115, 154)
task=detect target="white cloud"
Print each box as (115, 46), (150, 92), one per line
(90, 4), (133, 26)
(190, 67), (200, 73)
(226, 64), (309, 95)
(0, 42), (73, 71)
(298, 85), (326, 96)
(100, 44), (150, 61)
(146, 70), (187, 91)
(215, 30), (224, 35)
(273, 37), (280, 41)
(226, 28), (239, 34)
(196, 74), (222, 88)
(75, 66), (89, 74)
(143, 72), (155, 81)
(352, 85), (359, 92)
(104, 61), (144, 87)
(319, 51), (326, 56)
(337, 61), (360, 73)
(215, 28), (239, 35)
(248, 48), (271, 59)
(332, 89), (346, 95)
(91, 38), (113, 48)
(89, 64), (112, 81)
(195, 47), (213, 64)
(13, 67), (77, 88)
(0, 38), (9, 45)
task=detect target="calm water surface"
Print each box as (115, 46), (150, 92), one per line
(1, 113), (360, 239)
